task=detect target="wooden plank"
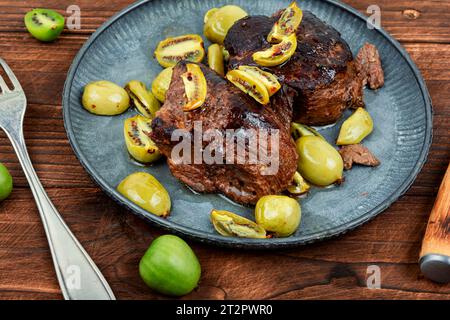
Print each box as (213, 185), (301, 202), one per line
(344, 0), (450, 43)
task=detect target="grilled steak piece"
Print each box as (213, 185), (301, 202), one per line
(224, 11), (364, 125)
(339, 144), (380, 170)
(356, 43), (384, 90)
(151, 61), (298, 205)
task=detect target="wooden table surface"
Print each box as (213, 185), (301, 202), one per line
(0, 0), (449, 300)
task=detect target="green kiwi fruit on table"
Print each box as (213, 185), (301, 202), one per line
(24, 8), (65, 42)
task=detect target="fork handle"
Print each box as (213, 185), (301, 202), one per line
(6, 130), (115, 300)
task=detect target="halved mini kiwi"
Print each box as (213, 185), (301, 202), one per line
(123, 115), (161, 164)
(181, 63), (208, 111)
(24, 9), (65, 42)
(237, 66), (281, 96)
(226, 69), (270, 105)
(267, 2), (303, 43)
(252, 33), (297, 67)
(154, 34), (205, 68)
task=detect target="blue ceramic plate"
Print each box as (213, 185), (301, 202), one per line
(63, 0), (432, 248)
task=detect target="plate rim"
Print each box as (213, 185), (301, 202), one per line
(62, 0), (433, 249)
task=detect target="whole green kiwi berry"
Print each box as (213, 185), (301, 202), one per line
(0, 163), (13, 201)
(24, 9), (65, 42)
(139, 235), (201, 296)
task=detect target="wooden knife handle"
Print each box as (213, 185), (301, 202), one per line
(420, 163), (450, 259)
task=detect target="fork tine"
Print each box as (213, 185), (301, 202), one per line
(0, 75), (10, 93)
(0, 58), (22, 92)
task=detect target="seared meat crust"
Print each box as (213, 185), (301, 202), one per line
(339, 144), (380, 170)
(151, 62), (298, 205)
(356, 42), (384, 90)
(224, 11), (364, 125)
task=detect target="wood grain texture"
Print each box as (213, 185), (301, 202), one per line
(0, 0), (448, 300)
(420, 164), (450, 257)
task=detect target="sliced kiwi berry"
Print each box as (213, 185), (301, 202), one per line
(237, 66), (281, 96)
(252, 33), (297, 67)
(124, 115), (161, 164)
(24, 9), (65, 42)
(267, 2), (303, 43)
(154, 34), (205, 68)
(226, 69), (270, 105)
(286, 171), (310, 196)
(181, 64), (208, 111)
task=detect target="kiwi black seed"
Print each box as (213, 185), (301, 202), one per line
(24, 9), (65, 42)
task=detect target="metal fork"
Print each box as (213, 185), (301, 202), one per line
(0, 58), (115, 300)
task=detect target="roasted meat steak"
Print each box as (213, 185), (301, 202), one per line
(224, 11), (364, 125)
(151, 62), (298, 205)
(339, 144), (380, 170)
(356, 42), (384, 90)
